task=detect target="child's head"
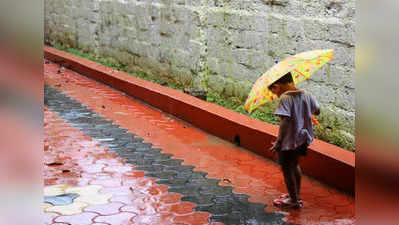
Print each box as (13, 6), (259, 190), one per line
(268, 72), (295, 96)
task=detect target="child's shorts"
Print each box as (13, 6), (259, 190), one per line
(278, 143), (308, 166)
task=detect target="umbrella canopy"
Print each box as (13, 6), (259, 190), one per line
(244, 49), (334, 113)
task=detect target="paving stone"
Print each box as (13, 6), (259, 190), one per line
(181, 194), (214, 206)
(84, 202), (125, 215)
(94, 212), (137, 225)
(55, 212), (98, 225)
(158, 159), (184, 167)
(145, 171), (177, 180)
(134, 165), (164, 172)
(156, 177), (189, 187)
(163, 165), (195, 173)
(170, 202), (196, 215)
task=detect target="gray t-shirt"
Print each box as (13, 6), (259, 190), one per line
(274, 90), (320, 151)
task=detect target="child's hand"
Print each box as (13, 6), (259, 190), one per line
(269, 141), (281, 155)
(312, 115), (319, 126)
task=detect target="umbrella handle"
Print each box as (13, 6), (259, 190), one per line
(312, 115), (319, 126)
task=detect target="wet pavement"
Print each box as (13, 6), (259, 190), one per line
(44, 60), (355, 225)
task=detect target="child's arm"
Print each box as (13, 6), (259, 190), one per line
(313, 105), (320, 116)
(271, 115), (290, 153)
(311, 95), (321, 115)
(271, 95), (291, 153)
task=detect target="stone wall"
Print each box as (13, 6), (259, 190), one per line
(44, 0), (355, 134)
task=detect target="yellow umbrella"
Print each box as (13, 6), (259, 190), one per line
(244, 49), (334, 113)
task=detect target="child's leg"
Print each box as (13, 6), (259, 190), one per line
(278, 165), (302, 200)
(292, 159), (302, 200)
(281, 159), (298, 202)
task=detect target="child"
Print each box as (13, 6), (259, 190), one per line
(268, 72), (320, 209)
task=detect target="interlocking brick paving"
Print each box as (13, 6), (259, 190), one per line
(44, 83), (289, 224)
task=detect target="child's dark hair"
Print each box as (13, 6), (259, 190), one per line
(270, 72), (293, 86)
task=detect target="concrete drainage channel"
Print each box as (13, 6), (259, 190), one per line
(44, 84), (293, 225)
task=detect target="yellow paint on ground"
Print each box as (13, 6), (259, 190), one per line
(44, 184), (69, 196)
(45, 202), (88, 215)
(74, 193), (113, 205)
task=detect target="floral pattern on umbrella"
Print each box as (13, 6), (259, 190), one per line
(244, 49), (334, 113)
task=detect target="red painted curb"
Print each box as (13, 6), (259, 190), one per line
(44, 46), (355, 194)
